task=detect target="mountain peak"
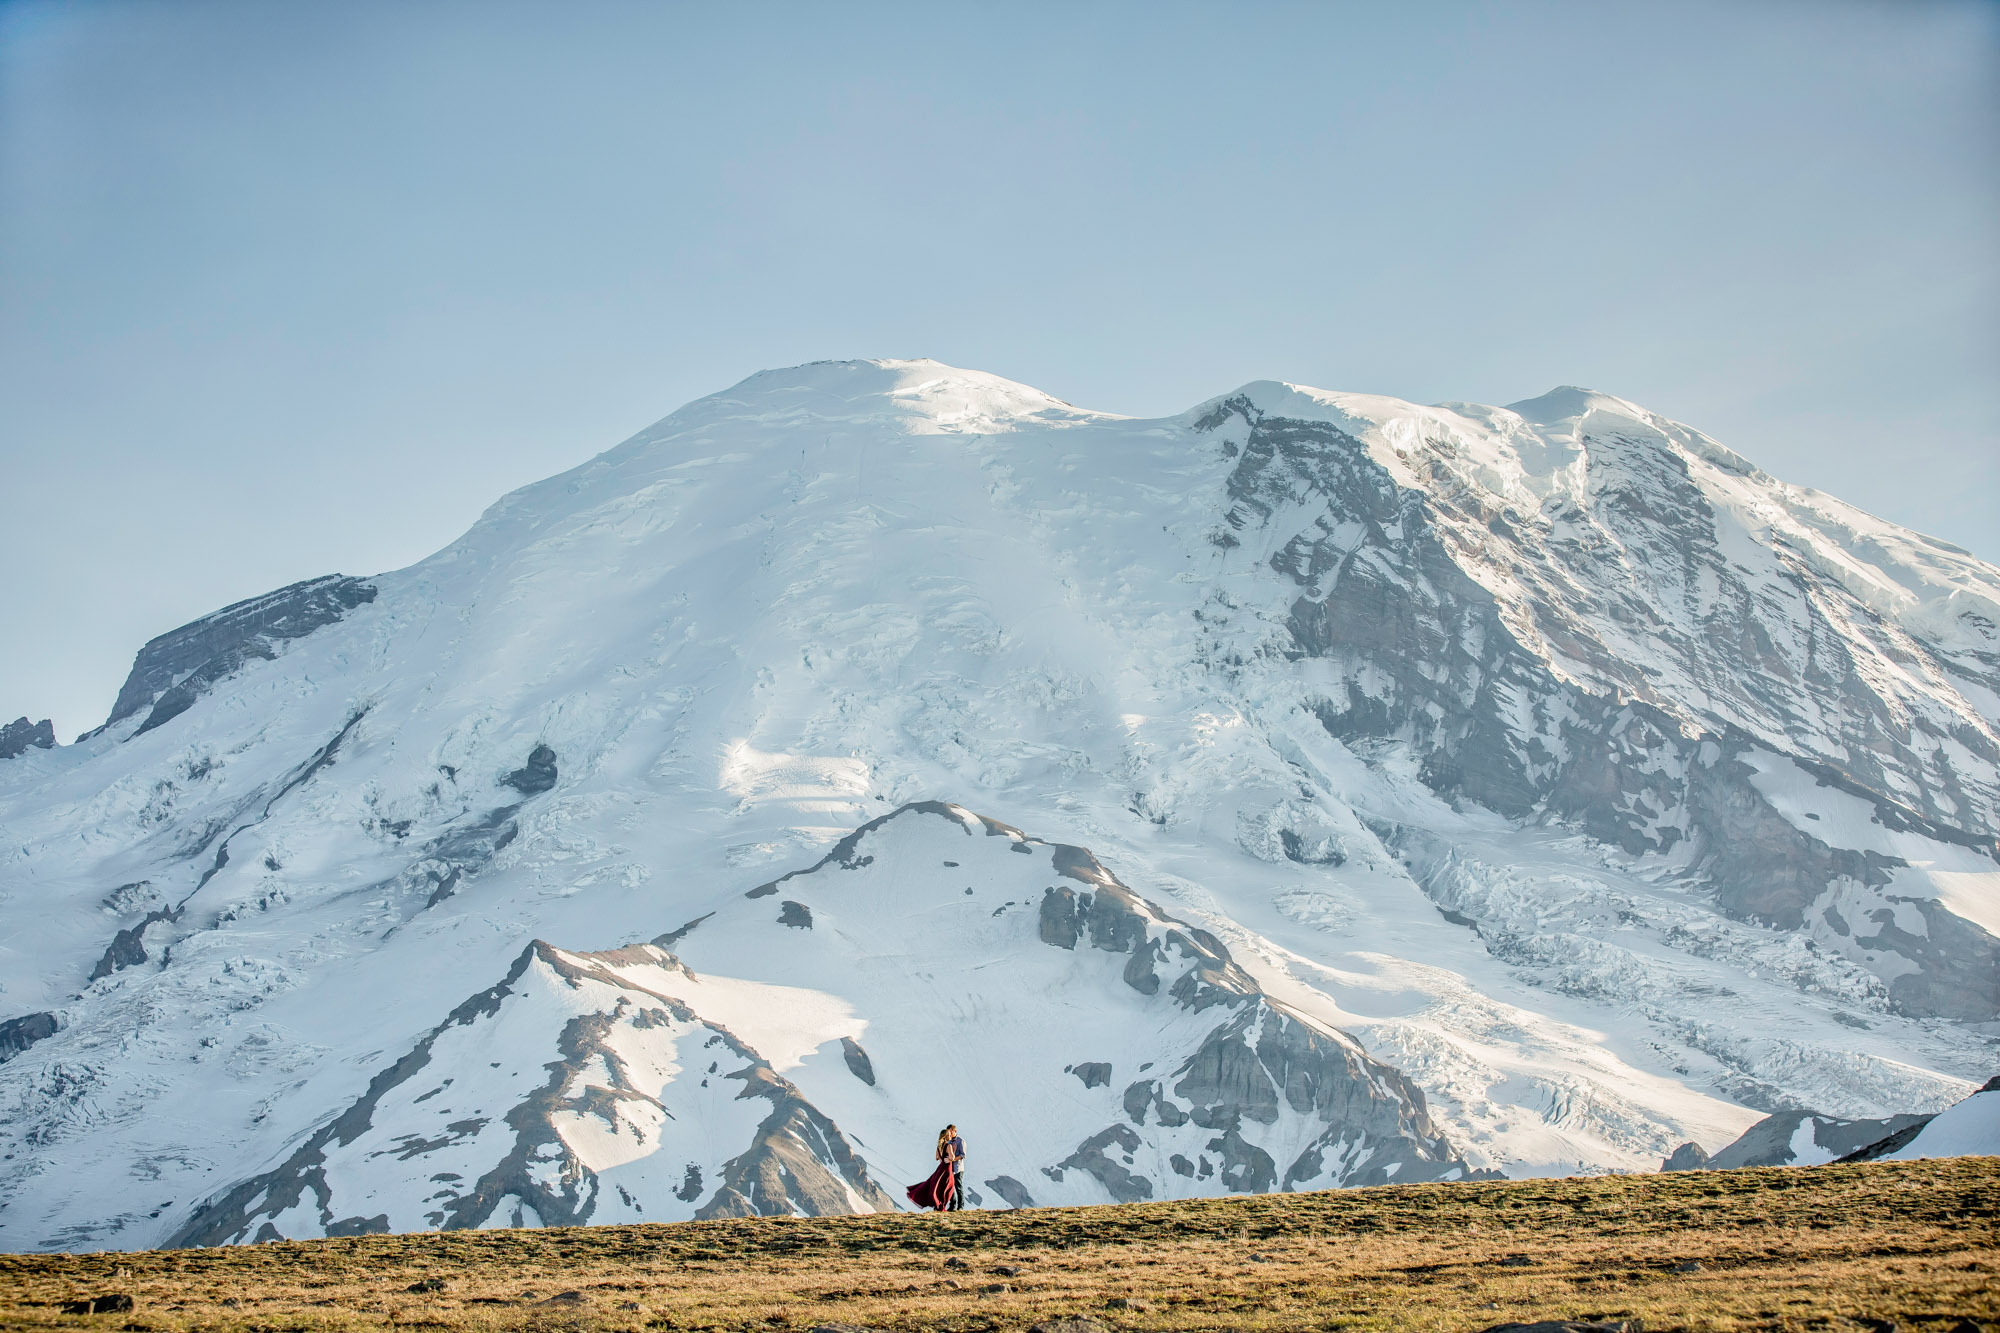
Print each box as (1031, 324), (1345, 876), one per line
(1504, 385), (1649, 426)
(672, 358), (1105, 436)
(1502, 385), (1766, 479)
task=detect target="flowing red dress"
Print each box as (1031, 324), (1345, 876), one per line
(906, 1160), (954, 1211)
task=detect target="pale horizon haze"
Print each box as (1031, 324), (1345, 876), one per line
(3, 0), (1996, 739)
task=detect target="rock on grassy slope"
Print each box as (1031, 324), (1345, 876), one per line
(1, 360), (1995, 1250)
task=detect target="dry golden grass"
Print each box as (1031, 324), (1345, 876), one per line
(2, 1158), (1994, 1333)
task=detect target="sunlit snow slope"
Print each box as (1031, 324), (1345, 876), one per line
(2, 359), (1995, 1251)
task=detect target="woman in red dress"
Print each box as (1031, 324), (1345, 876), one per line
(906, 1126), (956, 1212)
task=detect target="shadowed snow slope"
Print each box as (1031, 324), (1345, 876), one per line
(1866, 1080), (2000, 1160)
(2, 358), (1995, 1251)
(1676, 1073), (2000, 1171)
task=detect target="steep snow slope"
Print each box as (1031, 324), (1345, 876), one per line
(1, 359), (1994, 1252)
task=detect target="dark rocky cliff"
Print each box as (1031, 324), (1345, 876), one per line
(0, 717), (55, 760)
(90, 574), (377, 739)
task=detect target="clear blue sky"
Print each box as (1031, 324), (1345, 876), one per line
(4, 0), (1996, 739)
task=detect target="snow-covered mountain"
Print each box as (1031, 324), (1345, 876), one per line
(2, 359), (1995, 1251)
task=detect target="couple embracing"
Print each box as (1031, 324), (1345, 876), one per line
(906, 1124), (964, 1212)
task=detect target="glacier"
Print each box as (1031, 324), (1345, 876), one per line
(1, 358), (1994, 1251)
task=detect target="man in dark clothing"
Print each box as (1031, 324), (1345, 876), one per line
(945, 1126), (966, 1210)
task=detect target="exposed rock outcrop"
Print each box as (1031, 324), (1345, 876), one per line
(403, 805), (523, 910)
(59, 1296), (135, 1316)
(501, 744), (558, 796)
(1052, 1124), (1153, 1202)
(840, 1037), (875, 1085)
(0, 1012), (58, 1063)
(1659, 1141), (1710, 1172)
(92, 574), (376, 739)
(0, 717), (55, 759)
(89, 906), (182, 980)
(694, 1061), (894, 1219)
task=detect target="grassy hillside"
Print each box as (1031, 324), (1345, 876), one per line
(3, 1158), (1995, 1332)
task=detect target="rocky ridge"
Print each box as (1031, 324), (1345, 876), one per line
(85, 574), (377, 741)
(0, 716), (56, 760)
(170, 803), (1482, 1243)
